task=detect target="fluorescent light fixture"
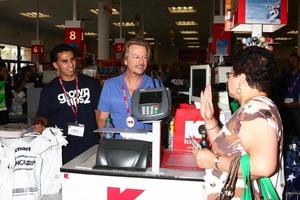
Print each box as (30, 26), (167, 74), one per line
(175, 21), (198, 26)
(183, 37), (199, 40)
(187, 45), (200, 48)
(180, 30), (198, 34)
(186, 41), (200, 44)
(111, 8), (120, 15)
(287, 30), (298, 34)
(113, 22), (135, 27)
(90, 8), (119, 15)
(19, 12), (50, 18)
(149, 42), (155, 45)
(144, 37), (155, 41)
(128, 31), (135, 35)
(168, 6), (196, 13)
(85, 32), (97, 36)
(90, 9), (98, 15)
(55, 24), (65, 29)
(128, 31), (147, 35)
(271, 42), (281, 45)
(274, 37), (293, 41)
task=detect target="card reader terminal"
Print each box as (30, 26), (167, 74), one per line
(131, 87), (171, 121)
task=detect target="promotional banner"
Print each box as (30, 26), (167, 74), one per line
(228, 0), (287, 32)
(212, 23), (231, 56)
(246, 0), (282, 24)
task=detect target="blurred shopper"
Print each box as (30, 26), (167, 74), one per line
(283, 52), (300, 139)
(14, 65), (36, 94)
(34, 44), (101, 163)
(0, 60), (12, 125)
(13, 65), (36, 115)
(96, 38), (160, 138)
(192, 46), (284, 199)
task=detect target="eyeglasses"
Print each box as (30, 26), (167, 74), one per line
(226, 72), (234, 79)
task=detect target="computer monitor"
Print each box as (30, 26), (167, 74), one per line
(189, 65), (211, 103)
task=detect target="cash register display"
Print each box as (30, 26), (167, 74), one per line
(132, 88), (171, 121)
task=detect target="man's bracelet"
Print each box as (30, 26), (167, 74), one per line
(205, 123), (218, 131)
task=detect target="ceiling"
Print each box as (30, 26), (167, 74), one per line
(0, 0), (298, 50)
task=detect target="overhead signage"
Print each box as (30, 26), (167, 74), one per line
(64, 28), (85, 53)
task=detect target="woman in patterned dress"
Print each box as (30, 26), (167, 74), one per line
(192, 46), (285, 199)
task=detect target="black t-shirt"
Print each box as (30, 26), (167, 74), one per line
(37, 73), (101, 163)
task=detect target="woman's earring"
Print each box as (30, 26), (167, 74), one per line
(236, 87), (242, 95)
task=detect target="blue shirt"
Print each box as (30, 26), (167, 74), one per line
(98, 73), (161, 138)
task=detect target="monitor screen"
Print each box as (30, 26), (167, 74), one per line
(189, 65), (211, 103)
(140, 91), (162, 104)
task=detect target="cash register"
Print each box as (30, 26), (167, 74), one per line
(94, 87), (171, 172)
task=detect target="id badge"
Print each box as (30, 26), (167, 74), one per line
(68, 123), (85, 137)
(126, 116), (135, 128)
(284, 98), (294, 103)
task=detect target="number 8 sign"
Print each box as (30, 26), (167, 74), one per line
(64, 28), (84, 52)
(69, 31), (77, 40)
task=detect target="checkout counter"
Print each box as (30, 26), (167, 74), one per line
(60, 143), (205, 199)
(60, 87), (206, 200)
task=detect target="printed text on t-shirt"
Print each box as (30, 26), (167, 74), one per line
(57, 88), (91, 106)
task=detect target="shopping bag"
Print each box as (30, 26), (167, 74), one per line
(241, 154), (253, 200)
(259, 177), (280, 200)
(173, 104), (204, 150)
(241, 154), (280, 200)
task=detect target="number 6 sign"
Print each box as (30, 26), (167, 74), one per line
(31, 45), (44, 55)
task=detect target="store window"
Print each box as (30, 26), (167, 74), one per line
(0, 43), (31, 62)
(20, 46), (31, 61)
(20, 46), (31, 68)
(0, 43), (32, 74)
(0, 43), (18, 60)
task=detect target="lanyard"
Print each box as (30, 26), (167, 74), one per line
(288, 72), (300, 93)
(59, 76), (79, 122)
(122, 85), (131, 117)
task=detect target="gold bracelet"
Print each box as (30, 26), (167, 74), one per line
(205, 123), (218, 131)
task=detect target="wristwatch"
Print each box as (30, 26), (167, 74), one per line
(214, 155), (220, 169)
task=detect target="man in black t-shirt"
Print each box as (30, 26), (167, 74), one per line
(35, 44), (101, 163)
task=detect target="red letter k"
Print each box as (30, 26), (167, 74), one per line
(107, 187), (144, 200)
